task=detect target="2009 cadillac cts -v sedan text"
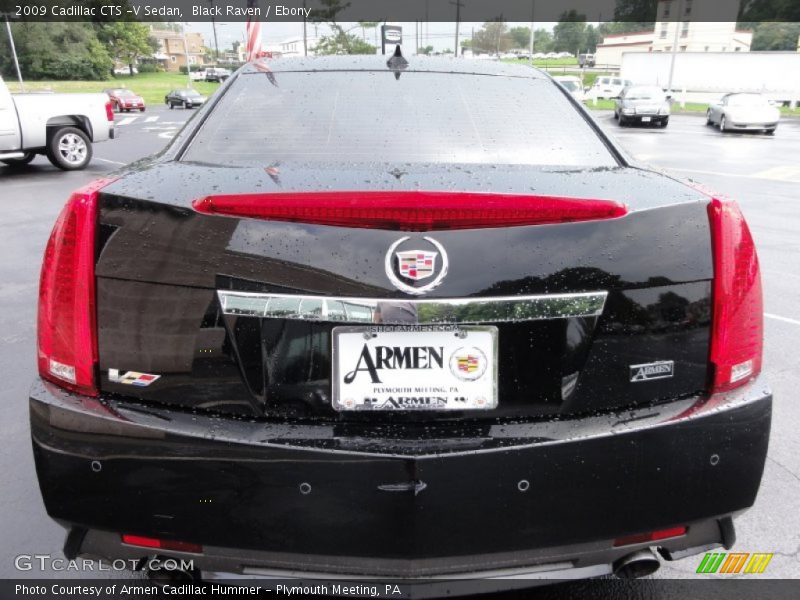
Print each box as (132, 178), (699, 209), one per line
(31, 56), (770, 587)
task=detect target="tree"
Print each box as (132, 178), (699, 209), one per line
(309, 1), (377, 55)
(553, 10), (588, 53)
(613, 0), (659, 22)
(748, 21), (800, 50)
(314, 34), (376, 55)
(472, 21), (511, 54)
(358, 21), (379, 43)
(739, 0), (800, 22)
(0, 22), (113, 80)
(584, 25), (602, 53)
(532, 29), (554, 53)
(508, 26), (531, 49)
(417, 45), (435, 55)
(96, 22), (158, 75)
(597, 22), (655, 37)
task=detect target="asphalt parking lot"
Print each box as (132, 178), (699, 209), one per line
(1, 107), (798, 586)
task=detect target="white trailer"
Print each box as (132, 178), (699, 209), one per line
(620, 52), (800, 107)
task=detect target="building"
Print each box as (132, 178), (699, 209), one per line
(595, 0), (752, 67)
(264, 36), (323, 57)
(594, 31), (654, 67)
(150, 27), (207, 72)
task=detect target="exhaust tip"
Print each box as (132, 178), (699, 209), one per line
(613, 549), (660, 579)
(143, 556), (199, 584)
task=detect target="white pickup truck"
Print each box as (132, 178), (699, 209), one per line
(0, 76), (115, 170)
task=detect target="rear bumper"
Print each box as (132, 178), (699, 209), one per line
(728, 122), (778, 130)
(30, 376), (771, 579)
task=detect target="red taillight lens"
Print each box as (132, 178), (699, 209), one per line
(37, 178), (115, 397)
(192, 191), (627, 231)
(105, 101), (114, 121)
(707, 198), (763, 393)
(121, 534), (203, 554)
(614, 526), (687, 547)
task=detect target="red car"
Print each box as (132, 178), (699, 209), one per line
(103, 88), (145, 112)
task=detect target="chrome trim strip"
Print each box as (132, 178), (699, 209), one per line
(217, 290), (607, 324)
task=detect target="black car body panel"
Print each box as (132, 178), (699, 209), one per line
(31, 376), (771, 575)
(31, 56), (770, 584)
(93, 165), (713, 420)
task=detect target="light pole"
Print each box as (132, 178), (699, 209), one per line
(208, 0), (220, 64)
(666, 0), (684, 95)
(528, 0), (535, 66)
(183, 24), (192, 88)
(3, 15), (24, 91)
(450, 0), (464, 57)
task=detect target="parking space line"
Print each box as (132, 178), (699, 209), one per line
(144, 116), (159, 123)
(94, 157), (126, 166)
(116, 117), (137, 126)
(765, 313), (800, 326)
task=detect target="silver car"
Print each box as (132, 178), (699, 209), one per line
(614, 85), (670, 128)
(706, 93), (780, 134)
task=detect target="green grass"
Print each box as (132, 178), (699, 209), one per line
(7, 72), (220, 105)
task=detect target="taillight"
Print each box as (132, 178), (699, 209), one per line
(121, 534), (202, 554)
(614, 526), (687, 547)
(192, 191), (627, 231)
(105, 101), (114, 122)
(37, 178), (115, 397)
(707, 198), (763, 393)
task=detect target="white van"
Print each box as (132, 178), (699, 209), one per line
(590, 76), (633, 99)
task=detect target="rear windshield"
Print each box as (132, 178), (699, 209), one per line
(728, 94), (768, 107)
(183, 71), (616, 167)
(626, 87), (665, 100)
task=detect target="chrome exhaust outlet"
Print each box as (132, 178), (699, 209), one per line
(143, 555), (199, 584)
(613, 548), (661, 579)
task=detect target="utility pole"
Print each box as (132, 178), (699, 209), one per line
(302, 1), (308, 56)
(666, 0), (683, 94)
(183, 24), (192, 88)
(4, 15), (24, 91)
(450, 0), (464, 57)
(208, 0), (220, 64)
(528, 0), (535, 66)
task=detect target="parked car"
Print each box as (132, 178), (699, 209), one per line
(578, 53), (596, 68)
(189, 69), (207, 82)
(706, 93), (780, 134)
(590, 76), (633, 99)
(614, 85), (670, 127)
(0, 76), (114, 170)
(165, 89), (207, 109)
(113, 66), (138, 75)
(553, 75), (585, 102)
(103, 88), (145, 113)
(205, 67), (232, 83)
(31, 57), (770, 589)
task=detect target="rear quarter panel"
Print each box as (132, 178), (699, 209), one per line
(12, 93), (111, 146)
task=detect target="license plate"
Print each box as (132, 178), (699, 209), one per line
(641, 116), (652, 122)
(332, 326), (498, 411)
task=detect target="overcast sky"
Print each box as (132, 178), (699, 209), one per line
(186, 21), (561, 53)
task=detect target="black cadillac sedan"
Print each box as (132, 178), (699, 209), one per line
(32, 56), (770, 588)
